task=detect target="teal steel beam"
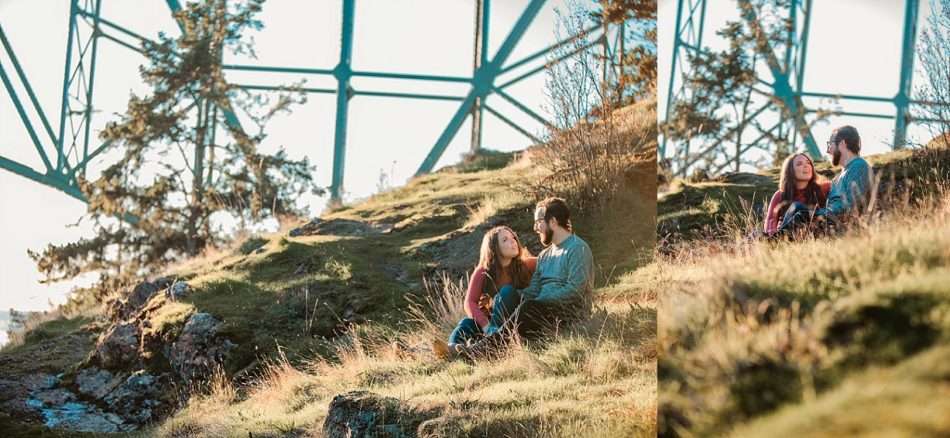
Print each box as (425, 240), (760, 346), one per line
(164, 0), (246, 139)
(353, 70), (471, 83)
(67, 139), (113, 180)
(737, 0), (820, 159)
(0, 26), (59, 147)
(661, 0), (691, 158)
(80, 0), (103, 179)
(483, 104), (542, 144)
(330, 0), (355, 203)
(806, 109), (895, 120)
(224, 65), (474, 83)
(795, 0), (812, 94)
(800, 91), (893, 103)
(470, 0), (489, 155)
(492, 86), (554, 129)
(223, 64), (335, 76)
(416, 0), (546, 175)
(57, 0), (80, 172)
(78, 9), (151, 45)
(354, 90), (465, 102)
(238, 83), (467, 102)
(680, 102), (772, 172)
(236, 84), (336, 94)
(785, 0), (796, 78)
(98, 31), (143, 53)
(0, 60), (55, 172)
(165, 0), (185, 31)
(711, 121), (782, 174)
(500, 23), (600, 75)
(497, 37), (601, 89)
(893, 0), (919, 149)
(0, 156), (86, 203)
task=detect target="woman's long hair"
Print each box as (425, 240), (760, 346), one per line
(777, 153), (826, 214)
(477, 226), (533, 297)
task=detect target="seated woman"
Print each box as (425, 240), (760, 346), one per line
(433, 225), (536, 359)
(765, 152), (831, 236)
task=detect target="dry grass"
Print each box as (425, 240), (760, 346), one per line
(145, 271), (657, 438)
(657, 168), (950, 436)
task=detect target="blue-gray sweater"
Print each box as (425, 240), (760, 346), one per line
(520, 234), (593, 306)
(823, 156), (873, 217)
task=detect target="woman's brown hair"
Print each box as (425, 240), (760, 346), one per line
(477, 226), (533, 297)
(776, 153), (826, 217)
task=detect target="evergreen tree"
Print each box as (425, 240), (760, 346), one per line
(29, 0), (320, 300)
(661, 0), (820, 173)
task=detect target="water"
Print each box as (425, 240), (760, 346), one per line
(27, 396), (128, 433)
(27, 381), (132, 433)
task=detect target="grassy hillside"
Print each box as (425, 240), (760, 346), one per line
(0, 100), (657, 437)
(658, 145), (950, 243)
(654, 144), (950, 437)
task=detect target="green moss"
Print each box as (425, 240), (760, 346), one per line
(21, 316), (93, 345)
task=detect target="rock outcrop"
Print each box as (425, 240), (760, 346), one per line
(323, 390), (439, 438)
(169, 312), (235, 384)
(93, 322), (141, 369)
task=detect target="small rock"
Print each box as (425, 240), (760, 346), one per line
(32, 388), (76, 406)
(290, 218), (378, 237)
(94, 322), (141, 369)
(103, 371), (171, 425)
(323, 391), (401, 438)
(289, 218), (321, 237)
(75, 367), (124, 400)
(169, 313), (235, 384)
(322, 390), (440, 438)
(166, 281), (190, 300)
(106, 279), (171, 320)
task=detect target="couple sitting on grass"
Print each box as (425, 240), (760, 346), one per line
(433, 197), (593, 360)
(764, 125), (874, 238)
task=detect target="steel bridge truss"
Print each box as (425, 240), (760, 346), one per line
(661, 0), (941, 176)
(1, 0), (633, 204)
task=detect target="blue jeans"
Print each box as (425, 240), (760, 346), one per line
(777, 201), (813, 234)
(485, 285), (522, 336)
(449, 318), (480, 345)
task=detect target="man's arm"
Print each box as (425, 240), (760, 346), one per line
(532, 244), (593, 303)
(826, 162), (871, 216)
(519, 259), (543, 299)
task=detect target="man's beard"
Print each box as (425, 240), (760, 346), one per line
(539, 228), (554, 247)
(832, 148), (842, 166)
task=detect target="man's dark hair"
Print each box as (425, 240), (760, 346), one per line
(538, 197), (572, 231)
(832, 125), (861, 155)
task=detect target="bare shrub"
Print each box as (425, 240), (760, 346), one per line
(532, 2), (657, 214)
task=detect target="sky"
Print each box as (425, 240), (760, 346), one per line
(658, 0), (938, 170)
(0, 0), (598, 315)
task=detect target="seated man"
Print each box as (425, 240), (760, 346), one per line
(439, 197), (593, 359)
(814, 125), (873, 226)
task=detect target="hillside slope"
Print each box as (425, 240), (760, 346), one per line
(653, 144), (950, 437)
(1, 99), (657, 437)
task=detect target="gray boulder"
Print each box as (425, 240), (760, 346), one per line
(102, 371), (170, 425)
(169, 313), (235, 384)
(323, 390), (438, 438)
(166, 280), (190, 300)
(94, 322), (140, 369)
(106, 278), (172, 320)
(75, 367), (124, 400)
